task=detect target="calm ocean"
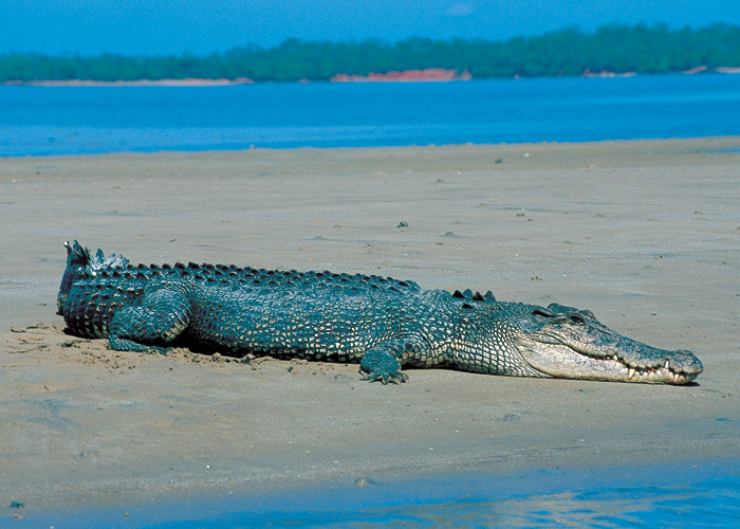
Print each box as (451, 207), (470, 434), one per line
(1, 74), (739, 156)
(12, 460), (740, 528)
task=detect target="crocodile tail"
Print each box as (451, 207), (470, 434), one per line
(59, 240), (91, 315)
(90, 248), (129, 271)
(58, 241), (130, 316)
(63, 240), (129, 270)
(65, 240), (92, 265)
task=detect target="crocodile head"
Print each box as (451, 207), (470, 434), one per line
(57, 241), (129, 316)
(505, 302), (703, 384)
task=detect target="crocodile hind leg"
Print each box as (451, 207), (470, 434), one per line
(359, 339), (417, 384)
(109, 289), (191, 354)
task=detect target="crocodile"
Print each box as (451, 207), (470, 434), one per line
(57, 241), (703, 385)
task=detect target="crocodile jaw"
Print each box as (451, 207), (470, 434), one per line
(515, 337), (701, 385)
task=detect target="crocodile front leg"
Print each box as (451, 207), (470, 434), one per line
(360, 339), (420, 384)
(109, 288), (191, 354)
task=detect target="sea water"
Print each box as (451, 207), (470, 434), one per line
(9, 460), (740, 528)
(1, 74), (739, 156)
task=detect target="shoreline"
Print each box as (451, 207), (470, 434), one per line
(11, 456), (740, 523)
(1, 139), (738, 513)
(1, 77), (255, 87)
(3, 66), (740, 87)
(3, 134), (740, 160)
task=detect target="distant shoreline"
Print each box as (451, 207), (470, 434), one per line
(3, 24), (740, 85)
(5, 68), (473, 86)
(3, 77), (255, 87)
(3, 66), (740, 86)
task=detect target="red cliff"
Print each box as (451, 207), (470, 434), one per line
(331, 68), (471, 83)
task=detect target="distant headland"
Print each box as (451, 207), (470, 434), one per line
(7, 78), (255, 87)
(2, 24), (739, 85)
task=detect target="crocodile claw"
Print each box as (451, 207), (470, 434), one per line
(364, 370), (409, 384)
(360, 348), (408, 384)
(146, 345), (172, 356)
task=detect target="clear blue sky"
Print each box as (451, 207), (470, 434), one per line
(1, 0), (738, 56)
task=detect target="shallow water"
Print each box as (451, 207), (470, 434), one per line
(1, 74), (740, 156)
(10, 460), (739, 528)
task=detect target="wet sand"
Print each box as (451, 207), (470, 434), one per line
(0, 138), (738, 514)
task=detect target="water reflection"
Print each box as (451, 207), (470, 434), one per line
(348, 478), (740, 529)
(11, 466), (739, 528)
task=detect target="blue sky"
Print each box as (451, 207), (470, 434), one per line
(1, 0), (739, 55)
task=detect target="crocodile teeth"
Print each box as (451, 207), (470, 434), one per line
(664, 360), (670, 368)
(628, 368), (636, 379)
(613, 355), (619, 361)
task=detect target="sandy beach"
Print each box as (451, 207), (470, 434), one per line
(1, 138), (738, 514)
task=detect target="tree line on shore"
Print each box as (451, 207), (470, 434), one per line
(1, 24), (738, 82)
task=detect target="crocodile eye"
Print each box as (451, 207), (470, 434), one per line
(532, 308), (555, 318)
(569, 314), (586, 325)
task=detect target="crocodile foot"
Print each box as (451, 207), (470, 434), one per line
(360, 349), (408, 384)
(109, 335), (171, 355)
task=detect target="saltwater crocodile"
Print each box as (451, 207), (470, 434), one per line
(57, 241), (703, 385)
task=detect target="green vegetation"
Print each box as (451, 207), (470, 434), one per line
(2, 24), (739, 82)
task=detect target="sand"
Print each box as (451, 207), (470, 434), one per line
(0, 138), (738, 514)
